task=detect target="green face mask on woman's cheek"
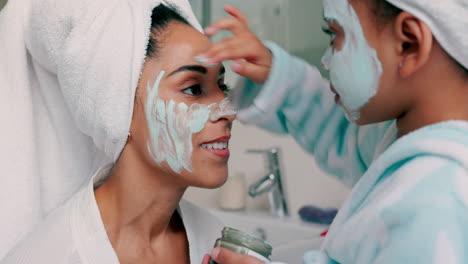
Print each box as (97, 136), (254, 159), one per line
(145, 71), (236, 173)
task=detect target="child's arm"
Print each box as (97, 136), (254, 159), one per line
(198, 5), (392, 186)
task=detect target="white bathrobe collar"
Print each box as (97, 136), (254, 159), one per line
(69, 164), (222, 263)
(70, 165), (119, 264)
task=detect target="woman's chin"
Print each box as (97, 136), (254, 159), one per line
(202, 176), (228, 189)
(193, 170), (228, 189)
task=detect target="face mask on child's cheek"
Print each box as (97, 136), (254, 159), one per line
(144, 71), (236, 174)
(321, 0), (383, 121)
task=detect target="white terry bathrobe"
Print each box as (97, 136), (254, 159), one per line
(0, 0), (222, 261)
(1, 165), (223, 263)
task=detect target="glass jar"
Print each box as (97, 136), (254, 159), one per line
(210, 227), (273, 264)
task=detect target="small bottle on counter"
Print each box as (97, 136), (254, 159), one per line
(210, 227), (273, 264)
(217, 172), (247, 211)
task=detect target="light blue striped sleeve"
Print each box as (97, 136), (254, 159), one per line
(369, 157), (468, 264)
(231, 41), (391, 187)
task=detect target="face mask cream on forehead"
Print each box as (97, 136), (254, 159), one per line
(321, 0), (383, 121)
(145, 71), (236, 173)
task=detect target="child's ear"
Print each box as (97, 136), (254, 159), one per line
(394, 12), (433, 78)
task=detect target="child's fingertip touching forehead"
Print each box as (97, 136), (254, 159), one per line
(165, 63), (225, 79)
(193, 55), (224, 68)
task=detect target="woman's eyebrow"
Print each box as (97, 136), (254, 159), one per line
(168, 65), (208, 77)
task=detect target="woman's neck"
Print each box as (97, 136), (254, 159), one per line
(94, 146), (188, 256)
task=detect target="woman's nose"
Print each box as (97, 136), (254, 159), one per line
(210, 111), (237, 124)
(209, 98), (237, 123)
(221, 112), (237, 122)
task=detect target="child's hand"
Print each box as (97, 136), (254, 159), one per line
(195, 5), (273, 84)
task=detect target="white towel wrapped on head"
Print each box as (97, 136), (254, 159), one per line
(386, 0), (468, 70)
(28, 0), (201, 160)
(0, 0), (200, 258)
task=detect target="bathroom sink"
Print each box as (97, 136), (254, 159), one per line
(208, 209), (327, 263)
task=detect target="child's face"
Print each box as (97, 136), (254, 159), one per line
(322, 0), (408, 125)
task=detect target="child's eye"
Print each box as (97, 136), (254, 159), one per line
(182, 84), (202, 96)
(322, 26), (337, 43)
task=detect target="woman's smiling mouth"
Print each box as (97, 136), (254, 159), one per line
(200, 136), (230, 158)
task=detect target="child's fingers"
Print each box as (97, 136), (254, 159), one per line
(232, 61), (270, 84)
(200, 37), (257, 63)
(223, 4), (248, 26)
(204, 17), (248, 37)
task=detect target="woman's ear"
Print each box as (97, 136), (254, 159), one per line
(394, 12), (433, 78)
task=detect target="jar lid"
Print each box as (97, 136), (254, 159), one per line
(220, 227), (273, 258)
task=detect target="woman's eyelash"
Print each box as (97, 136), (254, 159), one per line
(182, 84), (202, 96)
(219, 83), (231, 93)
(182, 82), (231, 96)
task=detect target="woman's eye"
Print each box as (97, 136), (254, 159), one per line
(182, 84), (202, 96)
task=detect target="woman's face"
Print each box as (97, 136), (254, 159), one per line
(321, 0), (406, 125)
(131, 21), (236, 189)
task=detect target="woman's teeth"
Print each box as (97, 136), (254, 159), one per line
(201, 142), (228, 150)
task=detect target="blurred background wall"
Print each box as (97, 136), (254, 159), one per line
(0, 0), (6, 10)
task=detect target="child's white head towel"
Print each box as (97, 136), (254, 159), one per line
(0, 0), (200, 257)
(387, 0), (468, 70)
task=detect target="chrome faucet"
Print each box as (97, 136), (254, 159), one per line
(247, 148), (289, 218)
